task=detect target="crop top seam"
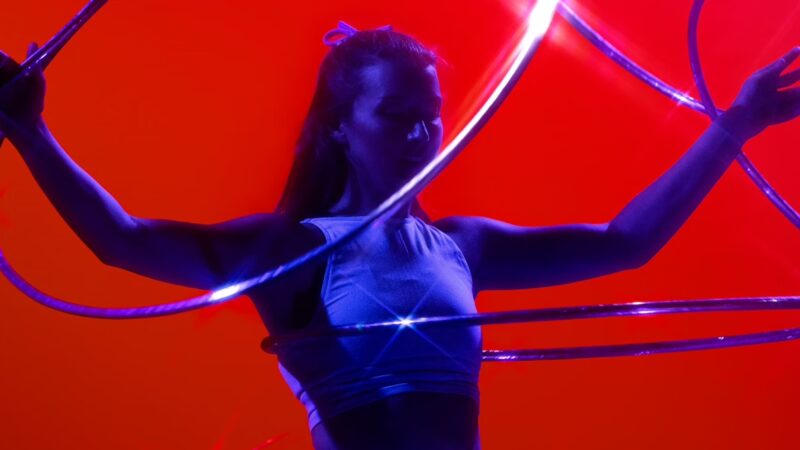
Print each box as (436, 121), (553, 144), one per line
(430, 226), (474, 292)
(300, 219), (334, 303)
(299, 216), (473, 302)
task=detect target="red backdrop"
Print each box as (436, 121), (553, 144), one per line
(1, 1), (799, 448)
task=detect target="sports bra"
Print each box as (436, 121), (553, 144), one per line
(274, 215), (482, 431)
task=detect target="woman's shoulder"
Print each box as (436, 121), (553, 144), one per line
(268, 213), (327, 257)
(210, 212), (326, 273)
(221, 212), (324, 248)
(430, 215), (483, 239)
(430, 216), (486, 273)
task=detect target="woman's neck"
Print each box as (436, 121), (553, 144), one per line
(329, 172), (413, 219)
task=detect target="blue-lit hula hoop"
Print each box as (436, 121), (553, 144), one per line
(0, 0), (798, 360)
(558, 1), (800, 228)
(263, 296), (800, 361)
(0, 0), (559, 317)
(0, 0), (107, 149)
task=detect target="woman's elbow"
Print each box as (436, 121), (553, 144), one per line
(605, 226), (655, 270)
(89, 221), (142, 269)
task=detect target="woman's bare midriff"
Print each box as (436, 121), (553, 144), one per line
(311, 391), (480, 450)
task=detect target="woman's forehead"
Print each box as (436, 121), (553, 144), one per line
(358, 60), (441, 101)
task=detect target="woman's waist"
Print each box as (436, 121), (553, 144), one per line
(306, 370), (481, 403)
(281, 345), (482, 393)
(312, 391), (481, 450)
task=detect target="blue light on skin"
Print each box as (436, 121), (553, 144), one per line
(329, 59), (443, 218)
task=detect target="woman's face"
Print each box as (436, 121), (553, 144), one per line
(337, 58), (443, 194)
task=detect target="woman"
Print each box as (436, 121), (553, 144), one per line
(0, 24), (799, 449)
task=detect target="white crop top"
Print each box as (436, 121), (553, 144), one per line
(275, 215), (482, 431)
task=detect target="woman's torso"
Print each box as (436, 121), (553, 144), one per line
(244, 215), (482, 449)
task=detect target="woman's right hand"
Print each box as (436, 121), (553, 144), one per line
(721, 46), (800, 143)
(0, 42), (47, 134)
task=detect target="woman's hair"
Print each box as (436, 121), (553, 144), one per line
(276, 27), (440, 222)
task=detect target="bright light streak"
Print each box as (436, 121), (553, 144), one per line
(210, 283), (245, 302)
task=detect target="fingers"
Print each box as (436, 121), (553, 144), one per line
(780, 86), (800, 101)
(0, 52), (19, 87)
(777, 87), (800, 122)
(0, 45), (43, 93)
(26, 42), (38, 58)
(24, 42), (43, 78)
(0, 51), (20, 73)
(0, 50), (23, 81)
(761, 46), (800, 78)
(0, 43), (40, 80)
(778, 67), (800, 88)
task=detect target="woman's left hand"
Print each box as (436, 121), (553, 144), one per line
(722, 46), (800, 141)
(0, 42), (46, 135)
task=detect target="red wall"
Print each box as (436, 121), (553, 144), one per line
(1, 1), (799, 448)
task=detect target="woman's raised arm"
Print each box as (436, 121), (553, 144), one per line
(0, 46), (306, 291)
(438, 47), (800, 293)
(608, 47), (800, 262)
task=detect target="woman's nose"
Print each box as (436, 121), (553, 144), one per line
(408, 120), (430, 142)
